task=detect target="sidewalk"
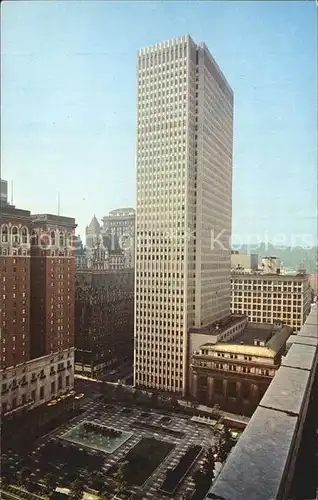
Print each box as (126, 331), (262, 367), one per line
(177, 400), (250, 427)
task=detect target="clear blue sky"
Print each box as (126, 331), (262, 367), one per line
(1, 1), (317, 245)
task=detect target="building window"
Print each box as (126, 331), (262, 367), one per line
(31, 389), (36, 401)
(22, 227), (28, 244)
(40, 387), (44, 400)
(51, 381), (55, 394)
(1, 225), (8, 243)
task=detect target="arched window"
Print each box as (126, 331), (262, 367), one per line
(11, 226), (19, 244)
(40, 232), (49, 248)
(30, 230), (38, 246)
(59, 232), (64, 247)
(21, 227), (28, 244)
(51, 231), (56, 246)
(1, 225), (8, 243)
(66, 232), (72, 250)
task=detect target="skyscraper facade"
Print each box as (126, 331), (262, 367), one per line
(134, 36), (234, 394)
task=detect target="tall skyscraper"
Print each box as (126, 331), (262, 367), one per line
(134, 36), (234, 394)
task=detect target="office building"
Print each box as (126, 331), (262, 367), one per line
(134, 36), (233, 393)
(0, 205), (76, 421)
(190, 322), (291, 416)
(231, 270), (312, 331)
(1, 179), (8, 206)
(75, 268), (134, 378)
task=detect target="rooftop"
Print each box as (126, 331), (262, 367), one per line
(199, 324), (291, 358)
(231, 271), (309, 279)
(189, 314), (246, 336)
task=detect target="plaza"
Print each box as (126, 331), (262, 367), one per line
(0, 396), (235, 499)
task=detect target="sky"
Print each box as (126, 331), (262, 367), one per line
(1, 0), (317, 246)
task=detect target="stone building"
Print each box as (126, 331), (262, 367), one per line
(101, 208), (135, 269)
(85, 215), (101, 250)
(75, 268), (134, 377)
(190, 322), (291, 416)
(82, 209), (135, 271)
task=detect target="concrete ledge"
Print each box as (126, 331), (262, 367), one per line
(297, 323), (317, 339)
(206, 406), (298, 500)
(287, 335), (318, 348)
(282, 343), (316, 371)
(259, 366), (309, 415)
(206, 304), (318, 500)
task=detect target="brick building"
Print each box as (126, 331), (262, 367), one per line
(1, 204), (32, 369)
(30, 214), (76, 358)
(75, 269), (134, 377)
(0, 205), (76, 422)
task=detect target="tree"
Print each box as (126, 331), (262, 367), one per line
(114, 460), (129, 493)
(216, 427), (233, 463)
(202, 446), (217, 475)
(132, 388), (141, 405)
(150, 391), (158, 407)
(212, 403), (221, 419)
(114, 382), (124, 402)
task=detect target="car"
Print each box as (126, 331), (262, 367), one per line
(75, 393), (85, 400)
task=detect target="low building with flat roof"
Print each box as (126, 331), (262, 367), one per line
(231, 252), (258, 272)
(190, 322), (292, 416)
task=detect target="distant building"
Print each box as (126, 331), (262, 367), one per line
(83, 208), (135, 270)
(190, 322), (292, 416)
(75, 268), (134, 378)
(102, 208), (135, 269)
(85, 215), (101, 249)
(231, 252), (258, 272)
(309, 274), (318, 297)
(1, 179), (8, 206)
(261, 256), (281, 274)
(231, 271), (312, 331)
